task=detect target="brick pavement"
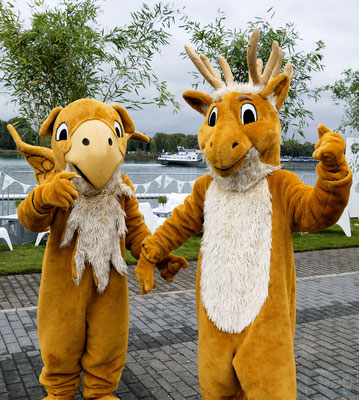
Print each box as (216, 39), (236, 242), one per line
(0, 247), (358, 399)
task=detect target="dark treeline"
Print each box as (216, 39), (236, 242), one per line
(280, 140), (315, 157)
(0, 118), (38, 150)
(127, 132), (199, 153)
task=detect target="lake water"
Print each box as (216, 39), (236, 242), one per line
(0, 154), (318, 214)
(0, 154), (318, 193)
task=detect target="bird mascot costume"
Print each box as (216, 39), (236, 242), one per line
(135, 29), (352, 399)
(8, 98), (186, 400)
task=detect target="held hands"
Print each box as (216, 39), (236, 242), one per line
(41, 172), (78, 210)
(157, 254), (188, 283)
(313, 125), (346, 171)
(135, 253), (157, 295)
(135, 252), (188, 295)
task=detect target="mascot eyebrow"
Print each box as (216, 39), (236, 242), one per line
(135, 28), (352, 400)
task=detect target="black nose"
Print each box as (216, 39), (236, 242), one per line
(108, 138), (113, 146)
(232, 142), (239, 149)
(82, 138), (90, 146)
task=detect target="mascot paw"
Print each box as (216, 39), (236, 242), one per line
(43, 396), (74, 400)
(91, 395), (120, 400)
(41, 172), (79, 210)
(135, 253), (157, 294)
(156, 254), (188, 282)
(313, 125), (346, 170)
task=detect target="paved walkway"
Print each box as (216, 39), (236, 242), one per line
(0, 247), (358, 400)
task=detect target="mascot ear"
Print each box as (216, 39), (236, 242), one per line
(39, 107), (63, 137)
(112, 104), (136, 133)
(260, 73), (290, 112)
(183, 90), (213, 116)
(112, 104), (149, 143)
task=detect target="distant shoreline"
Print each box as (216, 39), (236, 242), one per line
(0, 150), (159, 162)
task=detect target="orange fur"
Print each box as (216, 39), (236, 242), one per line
(10, 98), (185, 399)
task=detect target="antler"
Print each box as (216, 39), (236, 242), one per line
(184, 45), (233, 90)
(247, 28), (294, 85)
(185, 28), (294, 90)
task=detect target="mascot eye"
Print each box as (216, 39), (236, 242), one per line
(208, 106), (217, 127)
(240, 103), (257, 125)
(55, 122), (69, 141)
(114, 121), (123, 138)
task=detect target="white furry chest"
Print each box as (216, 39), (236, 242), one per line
(201, 178), (273, 333)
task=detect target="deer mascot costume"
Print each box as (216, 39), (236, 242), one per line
(8, 98), (186, 400)
(135, 30), (352, 399)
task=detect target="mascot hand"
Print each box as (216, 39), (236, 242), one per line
(156, 253), (188, 282)
(313, 125), (346, 171)
(41, 172), (78, 210)
(135, 253), (157, 294)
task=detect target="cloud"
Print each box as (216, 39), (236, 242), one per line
(1, 0), (357, 143)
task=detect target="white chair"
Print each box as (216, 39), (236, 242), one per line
(0, 227), (13, 251)
(336, 207), (351, 237)
(139, 202), (164, 233)
(35, 231), (49, 246)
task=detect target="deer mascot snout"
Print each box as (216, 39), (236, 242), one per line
(135, 29), (352, 399)
(8, 98), (187, 400)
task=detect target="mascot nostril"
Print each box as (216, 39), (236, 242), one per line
(82, 138), (90, 146)
(232, 142), (239, 149)
(108, 138), (113, 146)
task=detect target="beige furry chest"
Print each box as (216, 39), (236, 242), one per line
(61, 172), (132, 293)
(201, 178), (273, 333)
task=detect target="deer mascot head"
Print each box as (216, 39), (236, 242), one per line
(183, 28), (294, 180)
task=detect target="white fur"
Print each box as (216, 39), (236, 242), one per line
(206, 147), (280, 192)
(61, 165), (132, 293)
(211, 82), (278, 111)
(201, 153), (274, 334)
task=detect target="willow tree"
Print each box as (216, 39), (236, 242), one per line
(0, 0), (180, 140)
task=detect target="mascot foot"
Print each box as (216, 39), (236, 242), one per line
(43, 396), (74, 400)
(91, 396), (120, 400)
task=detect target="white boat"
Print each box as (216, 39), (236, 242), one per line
(158, 147), (206, 168)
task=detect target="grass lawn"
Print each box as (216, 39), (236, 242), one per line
(0, 220), (358, 275)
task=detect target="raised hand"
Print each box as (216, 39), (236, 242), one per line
(313, 125), (346, 171)
(41, 172), (78, 210)
(156, 254), (188, 282)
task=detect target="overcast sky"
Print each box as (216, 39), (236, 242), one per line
(0, 0), (358, 143)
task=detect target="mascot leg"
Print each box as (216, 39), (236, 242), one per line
(232, 327), (297, 400)
(38, 274), (88, 398)
(197, 302), (243, 399)
(81, 271), (129, 399)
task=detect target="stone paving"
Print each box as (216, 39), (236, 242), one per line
(0, 247), (358, 399)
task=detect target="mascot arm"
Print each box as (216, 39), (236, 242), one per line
(141, 175), (209, 263)
(280, 126), (352, 232)
(17, 172), (78, 233)
(135, 175), (209, 294)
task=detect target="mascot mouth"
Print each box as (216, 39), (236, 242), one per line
(72, 164), (92, 186)
(213, 154), (247, 172)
